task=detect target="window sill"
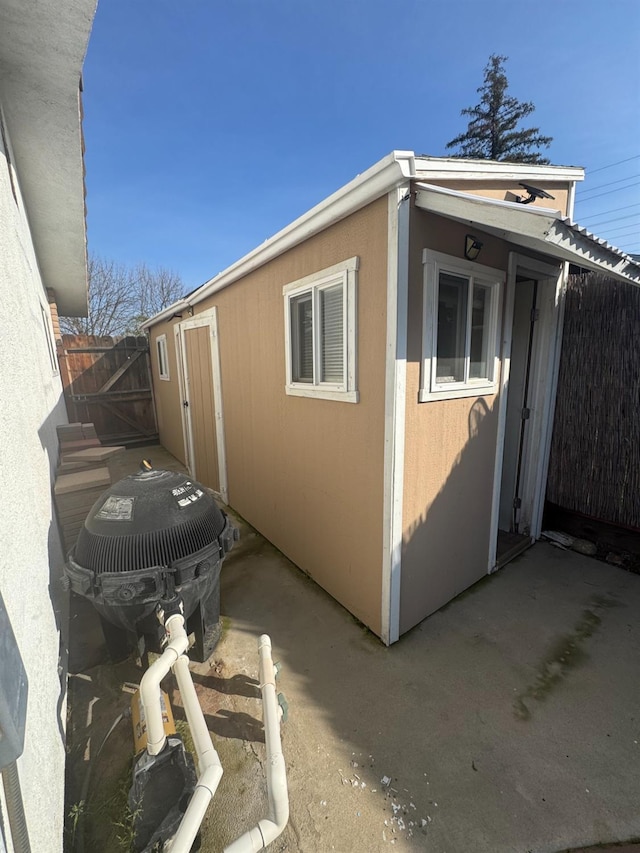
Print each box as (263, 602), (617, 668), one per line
(159, 375), (171, 381)
(419, 383), (497, 403)
(286, 386), (359, 403)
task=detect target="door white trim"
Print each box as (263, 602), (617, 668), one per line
(177, 308), (229, 504)
(528, 265), (567, 538)
(488, 253), (562, 571)
(174, 323), (191, 473)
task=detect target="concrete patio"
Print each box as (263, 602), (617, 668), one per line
(66, 446), (640, 852)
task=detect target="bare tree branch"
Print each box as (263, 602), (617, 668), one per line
(59, 255), (185, 336)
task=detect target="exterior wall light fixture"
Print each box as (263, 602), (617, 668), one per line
(465, 235), (483, 261)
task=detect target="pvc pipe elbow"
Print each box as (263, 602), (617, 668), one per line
(222, 817), (289, 853)
(197, 761), (223, 796)
(258, 817), (288, 848)
(223, 825), (265, 853)
(165, 765), (223, 853)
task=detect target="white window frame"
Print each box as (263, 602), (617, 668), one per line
(283, 256), (359, 403)
(420, 249), (504, 402)
(156, 334), (170, 380)
(40, 302), (59, 375)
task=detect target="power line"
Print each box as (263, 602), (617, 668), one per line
(600, 225), (640, 239)
(588, 154), (640, 175)
(601, 231), (640, 245)
(579, 202), (640, 221)
(577, 173), (640, 196)
(609, 242), (638, 252)
(603, 219), (640, 231)
(599, 220), (640, 233)
(593, 219), (640, 235)
(581, 225), (638, 239)
(575, 181), (640, 203)
(579, 212), (640, 228)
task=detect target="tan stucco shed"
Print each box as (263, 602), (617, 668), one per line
(144, 152), (640, 644)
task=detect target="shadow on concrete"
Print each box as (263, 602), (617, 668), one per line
(190, 670), (260, 699)
(218, 481), (640, 851)
(64, 442), (640, 852)
(172, 704), (265, 744)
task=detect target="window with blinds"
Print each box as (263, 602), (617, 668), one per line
(320, 284), (343, 383)
(283, 257), (358, 403)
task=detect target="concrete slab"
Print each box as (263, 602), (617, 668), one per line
(105, 443), (189, 483)
(64, 446), (640, 853)
(208, 522), (640, 853)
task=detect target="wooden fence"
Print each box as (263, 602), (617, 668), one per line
(546, 272), (640, 529)
(57, 334), (158, 445)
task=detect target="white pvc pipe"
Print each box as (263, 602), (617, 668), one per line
(164, 763), (223, 853)
(224, 635), (289, 853)
(141, 623), (288, 851)
(139, 613), (190, 756)
(165, 654), (224, 853)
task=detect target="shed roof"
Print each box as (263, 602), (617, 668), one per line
(143, 151), (639, 328)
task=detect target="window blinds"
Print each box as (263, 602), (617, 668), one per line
(320, 284), (343, 383)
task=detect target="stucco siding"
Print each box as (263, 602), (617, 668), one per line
(0, 108), (70, 852)
(399, 205), (509, 635)
(151, 198), (389, 636)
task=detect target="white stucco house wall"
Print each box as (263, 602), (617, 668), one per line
(0, 2), (96, 850)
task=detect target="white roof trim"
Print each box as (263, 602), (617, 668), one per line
(144, 150), (417, 328)
(414, 182), (640, 286)
(414, 155), (584, 183)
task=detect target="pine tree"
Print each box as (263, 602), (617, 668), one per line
(446, 54), (553, 164)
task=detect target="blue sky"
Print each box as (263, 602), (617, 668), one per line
(83, 0), (640, 291)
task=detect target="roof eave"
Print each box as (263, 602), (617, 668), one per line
(141, 299), (190, 330)
(0, 0), (97, 317)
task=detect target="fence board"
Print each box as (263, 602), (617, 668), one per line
(57, 335), (158, 445)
